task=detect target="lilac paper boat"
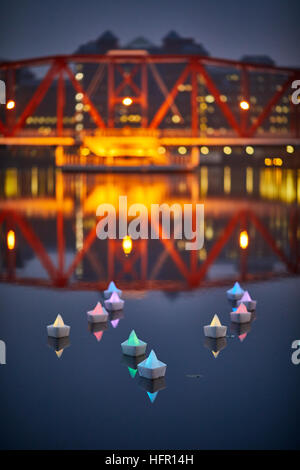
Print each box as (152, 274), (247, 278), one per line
(230, 303), (251, 324)
(226, 281), (245, 301)
(237, 291), (257, 311)
(87, 302), (108, 323)
(104, 281), (122, 299)
(137, 350), (167, 380)
(104, 291), (124, 311)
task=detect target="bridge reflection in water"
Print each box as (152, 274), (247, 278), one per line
(0, 165), (299, 291)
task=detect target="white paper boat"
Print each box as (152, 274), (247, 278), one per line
(104, 281), (123, 299)
(87, 302), (109, 323)
(137, 350), (167, 379)
(230, 303), (252, 323)
(203, 314), (227, 338)
(226, 281), (244, 300)
(121, 330), (147, 357)
(47, 314), (70, 338)
(237, 291), (257, 311)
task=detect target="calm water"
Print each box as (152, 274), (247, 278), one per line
(0, 161), (300, 449)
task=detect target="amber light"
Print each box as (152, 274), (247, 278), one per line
(239, 230), (249, 249)
(122, 97), (133, 106)
(239, 100), (250, 110)
(122, 235), (133, 255)
(7, 230), (16, 250)
(6, 100), (15, 110)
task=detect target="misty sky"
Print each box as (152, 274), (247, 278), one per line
(1, 0), (299, 66)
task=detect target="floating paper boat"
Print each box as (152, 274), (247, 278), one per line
(87, 302), (108, 323)
(230, 303), (251, 324)
(138, 376), (166, 403)
(47, 314), (70, 338)
(104, 281), (122, 299)
(203, 314), (227, 339)
(237, 291), (257, 311)
(226, 281), (244, 301)
(137, 350), (167, 380)
(204, 337), (227, 358)
(121, 330), (147, 357)
(104, 291), (124, 311)
(47, 336), (70, 358)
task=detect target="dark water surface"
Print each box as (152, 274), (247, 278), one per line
(0, 162), (300, 449)
(0, 278), (299, 450)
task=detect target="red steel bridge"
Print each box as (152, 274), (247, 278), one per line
(0, 52), (299, 165)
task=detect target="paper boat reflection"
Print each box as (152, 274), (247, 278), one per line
(138, 376), (167, 403)
(88, 321), (108, 342)
(47, 336), (70, 358)
(109, 309), (124, 329)
(230, 318), (253, 341)
(121, 353), (146, 379)
(204, 337), (227, 358)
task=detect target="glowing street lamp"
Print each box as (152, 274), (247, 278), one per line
(122, 97), (133, 106)
(122, 235), (132, 255)
(6, 100), (15, 110)
(239, 100), (250, 110)
(239, 230), (249, 249)
(7, 230), (15, 250)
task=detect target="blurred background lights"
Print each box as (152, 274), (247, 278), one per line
(286, 145), (294, 154)
(246, 146), (254, 155)
(122, 97), (133, 106)
(223, 146), (232, 155)
(200, 146), (209, 155)
(122, 236), (133, 255)
(6, 100), (15, 110)
(239, 100), (250, 110)
(171, 114), (181, 123)
(7, 230), (15, 250)
(178, 146), (187, 155)
(239, 230), (249, 249)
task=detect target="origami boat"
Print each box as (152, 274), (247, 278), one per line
(230, 303), (252, 323)
(47, 314), (70, 338)
(104, 291), (124, 311)
(87, 302), (109, 323)
(226, 281), (244, 301)
(237, 291), (257, 311)
(104, 281), (122, 299)
(121, 330), (147, 357)
(203, 314), (227, 339)
(137, 350), (167, 380)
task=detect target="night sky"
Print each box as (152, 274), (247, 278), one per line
(1, 0), (299, 66)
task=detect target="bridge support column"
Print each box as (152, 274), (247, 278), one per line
(55, 146), (64, 167)
(191, 146), (200, 168)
